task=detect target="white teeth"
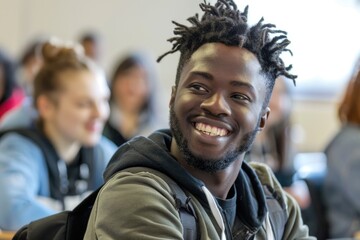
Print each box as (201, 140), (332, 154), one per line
(195, 123), (228, 136)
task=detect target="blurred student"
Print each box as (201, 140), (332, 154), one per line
(103, 52), (167, 146)
(78, 31), (103, 64)
(247, 76), (310, 209)
(0, 38), (44, 129)
(17, 38), (44, 96)
(323, 62), (360, 238)
(0, 40), (116, 231)
(0, 48), (25, 120)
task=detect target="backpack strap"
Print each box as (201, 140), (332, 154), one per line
(125, 167), (199, 240)
(80, 145), (104, 190)
(263, 185), (287, 240)
(12, 167), (198, 240)
(12, 185), (103, 240)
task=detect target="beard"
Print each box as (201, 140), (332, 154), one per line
(169, 106), (258, 173)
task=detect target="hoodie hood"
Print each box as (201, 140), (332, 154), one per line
(104, 129), (267, 231)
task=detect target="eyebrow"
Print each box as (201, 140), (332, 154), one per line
(230, 80), (255, 93)
(189, 71), (214, 81)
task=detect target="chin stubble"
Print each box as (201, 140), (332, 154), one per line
(169, 106), (258, 173)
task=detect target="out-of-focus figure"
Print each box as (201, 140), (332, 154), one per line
(247, 76), (310, 209)
(0, 48), (25, 120)
(0, 39), (116, 231)
(103, 51), (167, 146)
(78, 31), (103, 64)
(323, 60), (360, 239)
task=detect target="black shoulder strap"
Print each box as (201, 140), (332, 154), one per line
(12, 166), (199, 240)
(263, 185), (287, 240)
(12, 185), (103, 240)
(80, 145), (103, 190)
(125, 167), (199, 240)
(65, 186), (102, 239)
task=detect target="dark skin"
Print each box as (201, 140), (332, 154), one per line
(170, 43), (270, 199)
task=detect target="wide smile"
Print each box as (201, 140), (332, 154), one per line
(194, 122), (229, 137)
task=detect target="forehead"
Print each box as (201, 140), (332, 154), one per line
(58, 69), (109, 95)
(180, 43), (266, 90)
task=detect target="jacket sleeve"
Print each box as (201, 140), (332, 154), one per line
(282, 191), (316, 239)
(0, 133), (56, 231)
(249, 162), (316, 240)
(84, 171), (184, 240)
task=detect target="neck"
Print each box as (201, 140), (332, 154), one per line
(118, 110), (141, 138)
(43, 124), (81, 164)
(170, 140), (243, 199)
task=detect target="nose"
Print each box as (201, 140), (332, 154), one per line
(200, 92), (231, 117)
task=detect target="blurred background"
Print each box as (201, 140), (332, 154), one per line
(1, 0), (359, 152)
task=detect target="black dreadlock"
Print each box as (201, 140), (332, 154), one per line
(157, 0), (296, 106)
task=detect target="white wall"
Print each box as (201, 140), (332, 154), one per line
(1, 0), (217, 104)
(291, 97), (341, 152)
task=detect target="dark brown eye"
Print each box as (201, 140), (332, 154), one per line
(231, 93), (251, 102)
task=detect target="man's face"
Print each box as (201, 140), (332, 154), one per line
(170, 43), (269, 172)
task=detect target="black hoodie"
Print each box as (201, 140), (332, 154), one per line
(104, 129), (269, 239)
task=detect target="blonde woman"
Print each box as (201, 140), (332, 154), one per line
(0, 40), (116, 231)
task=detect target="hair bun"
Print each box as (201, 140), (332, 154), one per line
(41, 37), (84, 63)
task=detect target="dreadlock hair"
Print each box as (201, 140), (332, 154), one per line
(157, 0), (296, 107)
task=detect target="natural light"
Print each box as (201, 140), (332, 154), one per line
(235, 0), (360, 99)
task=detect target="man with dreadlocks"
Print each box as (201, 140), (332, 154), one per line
(84, 0), (314, 239)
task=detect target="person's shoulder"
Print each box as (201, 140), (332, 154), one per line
(326, 124), (360, 152)
(248, 162), (286, 198)
(340, 124), (360, 139)
(98, 136), (117, 150)
(95, 136), (118, 161)
(0, 131), (44, 161)
(0, 130), (38, 146)
(248, 162), (281, 186)
(0, 98), (37, 130)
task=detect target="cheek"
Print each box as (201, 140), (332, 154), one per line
(59, 107), (88, 127)
(236, 107), (261, 130)
(113, 82), (126, 99)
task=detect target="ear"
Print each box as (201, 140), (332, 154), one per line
(169, 86), (176, 107)
(258, 107), (270, 131)
(36, 95), (55, 120)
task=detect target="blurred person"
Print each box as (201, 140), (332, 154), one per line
(103, 51), (167, 146)
(247, 76), (310, 208)
(17, 38), (45, 96)
(247, 76), (295, 184)
(78, 31), (103, 64)
(323, 61), (360, 238)
(84, 0), (313, 239)
(0, 40), (116, 231)
(0, 38), (44, 129)
(0, 48), (25, 120)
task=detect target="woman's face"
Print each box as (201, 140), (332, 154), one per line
(112, 65), (150, 113)
(41, 69), (110, 146)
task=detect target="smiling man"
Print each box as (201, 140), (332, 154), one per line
(84, 0), (314, 239)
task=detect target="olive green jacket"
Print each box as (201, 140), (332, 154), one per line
(84, 129), (315, 240)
